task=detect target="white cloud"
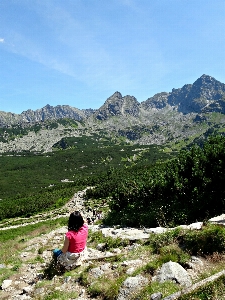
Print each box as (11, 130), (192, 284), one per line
(0, 38), (4, 43)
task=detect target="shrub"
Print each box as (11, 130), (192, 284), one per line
(182, 224), (225, 255)
(146, 228), (183, 253)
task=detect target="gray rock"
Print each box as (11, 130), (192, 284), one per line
(186, 256), (204, 269)
(1, 279), (12, 289)
(96, 243), (106, 251)
(89, 267), (104, 278)
(150, 292), (163, 300)
(152, 261), (192, 288)
(117, 275), (148, 300)
(100, 263), (111, 271)
(23, 286), (35, 294)
(64, 276), (72, 283)
(126, 267), (135, 275)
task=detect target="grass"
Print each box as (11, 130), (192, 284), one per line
(87, 274), (127, 300)
(0, 217), (67, 243)
(43, 290), (79, 300)
(132, 281), (180, 300)
(0, 217), (67, 285)
(179, 275), (225, 300)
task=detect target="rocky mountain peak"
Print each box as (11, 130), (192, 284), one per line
(110, 91), (123, 99)
(193, 74), (225, 93)
(1, 74), (225, 129)
(94, 92), (140, 120)
(167, 74), (225, 113)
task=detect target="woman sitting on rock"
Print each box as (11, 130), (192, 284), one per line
(53, 211), (88, 270)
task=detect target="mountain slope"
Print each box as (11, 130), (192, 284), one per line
(1, 74), (225, 153)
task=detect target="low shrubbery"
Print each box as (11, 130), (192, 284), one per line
(0, 134), (169, 221)
(100, 135), (225, 227)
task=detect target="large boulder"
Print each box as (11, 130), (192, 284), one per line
(152, 261), (192, 288)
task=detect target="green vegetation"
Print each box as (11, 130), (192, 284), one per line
(86, 135), (225, 227)
(179, 275), (225, 299)
(0, 134), (170, 220)
(0, 217), (67, 243)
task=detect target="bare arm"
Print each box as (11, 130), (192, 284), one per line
(61, 236), (69, 253)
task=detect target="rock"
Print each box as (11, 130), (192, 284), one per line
(1, 279), (12, 289)
(33, 287), (45, 295)
(209, 214), (225, 226)
(121, 259), (143, 267)
(187, 256), (204, 269)
(148, 227), (168, 234)
(89, 267), (104, 278)
(152, 261), (192, 288)
(150, 292), (163, 300)
(187, 222), (203, 230)
(64, 276), (72, 283)
(96, 243), (106, 251)
(112, 248), (122, 254)
(126, 267), (135, 275)
(100, 226), (150, 241)
(0, 264), (6, 268)
(100, 263), (111, 271)
(117, 275), (148, 300)
(112, 264), (118, 270)
(23, 286), (34, 294)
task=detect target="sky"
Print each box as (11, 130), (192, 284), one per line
(0, 0), (225, 114)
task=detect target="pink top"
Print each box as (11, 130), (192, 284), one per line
(66, 224), (88, 253)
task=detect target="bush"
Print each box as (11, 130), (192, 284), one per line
(182, 224), (225, 255)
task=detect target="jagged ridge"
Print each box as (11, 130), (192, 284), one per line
(1, 74), (225, 153)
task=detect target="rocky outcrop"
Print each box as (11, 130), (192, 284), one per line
(167, 75), (225, 113)
(141, 92), (169, 110)
(0, 105), (85, 127)
(21, 104), (85, 123)
(94, 92), (140, 120)
(140, 74), (225, 114)
(1, 75), (225, 127)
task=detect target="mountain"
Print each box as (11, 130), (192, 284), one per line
(1, 74), (225, 125)
(141, 74), (225, 114)
(0, 105), (86, 127)
(167, 74), (225, 113)
(1, 74), (225, 153)
(94, 92), (140, 120)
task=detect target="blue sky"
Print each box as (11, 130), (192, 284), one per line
(0, 0), (225, 114)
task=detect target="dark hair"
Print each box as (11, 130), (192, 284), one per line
(68, 211), (84, 231)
